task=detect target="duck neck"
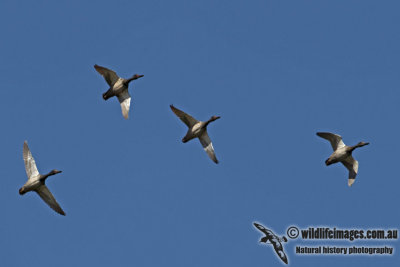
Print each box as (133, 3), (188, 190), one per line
(348, 145), (358, 153)
(204, 118), (215, 127)
(126, 76), (138, 84)
(349, 142), (366, 152)
(41, 171), (58, 181)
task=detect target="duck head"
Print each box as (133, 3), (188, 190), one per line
(50, 169), (62, 175)
(209, 115), (220, 122)
(205, 115), (221, 126)
(356, 141), (369, 147)
(132, 74), (144, 80)
(126, 74), (144, 84)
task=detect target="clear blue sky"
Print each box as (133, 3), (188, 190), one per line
(0, 0), (399, 266)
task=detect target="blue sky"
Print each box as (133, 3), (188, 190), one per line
(0, 0), (399, 266)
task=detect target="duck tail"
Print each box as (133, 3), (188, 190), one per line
(102, 90), (113, 100)
(325, 158), (330, 165)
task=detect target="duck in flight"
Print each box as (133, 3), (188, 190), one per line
(94, 64), (143, 119)
(19, 141), (66, 215)
(253, 222), (288, 264)
(170, 105), (220, 164)
(316, 132), (369, 186)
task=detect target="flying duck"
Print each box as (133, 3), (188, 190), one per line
(316, 132), (369, 186)
(94, 64), (143, 119)
(19, 141), (66, 215)
(170, 105), (220, 164)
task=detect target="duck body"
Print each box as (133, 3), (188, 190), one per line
(103, 78), (128, 100)
(325, 146), (351, 165)
(19, 178), (41, 194)
(182, 122), (206, 143)
(19, 170), (62, 195)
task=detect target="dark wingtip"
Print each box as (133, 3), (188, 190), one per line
(253, 222), (264, 230)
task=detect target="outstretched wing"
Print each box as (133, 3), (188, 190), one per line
(316, 132), (346, 151)
(254, 222), (270, 235)
(342, 156), (359, 187)
(273, 245), (289, 264)
(117, 90), (131, 119)
(23, 141), (40, 181)
(199, 131), (218, 164)
(35, 185), (66, 216)
(94, 64), (120, 87)
(170, 105), (199, 128)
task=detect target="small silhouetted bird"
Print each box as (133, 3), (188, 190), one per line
(254, 222), (288, 264)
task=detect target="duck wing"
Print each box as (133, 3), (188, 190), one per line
(117, 90), (131, 119)
(35, 185), (66, 216)
(170, 105), (199, 128)
(316, 132), (346, 151)
(199, 131), (218, 164)
(23, 141), (40, 181)
(94, 65), (120, 87)
(342, 156), (358, 187)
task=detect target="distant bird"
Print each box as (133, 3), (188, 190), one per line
(316, 132), (369, 186)
(19, 141), (65, 216)
(94, 64), (143, 119)
(170, 105), (220, 164)
(253, 222), (288, 265)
